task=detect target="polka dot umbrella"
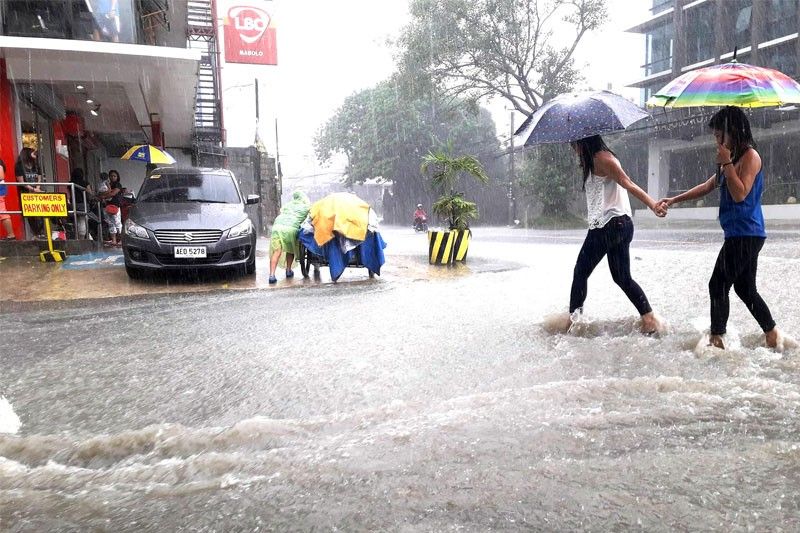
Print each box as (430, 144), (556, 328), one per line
(514, 90), (650, 146)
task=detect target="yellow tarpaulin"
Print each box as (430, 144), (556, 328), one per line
(309, 192), (370, 246)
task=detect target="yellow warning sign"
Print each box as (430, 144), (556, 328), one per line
(21, 193), (68, 217)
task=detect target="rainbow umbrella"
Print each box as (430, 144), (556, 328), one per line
(121, 144), (176, 164)
(647, 61), (800, 108)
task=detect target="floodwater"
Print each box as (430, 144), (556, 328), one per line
(2, 226), (800, 531)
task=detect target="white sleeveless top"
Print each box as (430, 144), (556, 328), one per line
(585, 172), (631, 229)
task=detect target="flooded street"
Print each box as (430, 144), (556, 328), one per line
(2, 226), (800, 531)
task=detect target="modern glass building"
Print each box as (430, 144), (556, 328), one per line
(625, 0), (800, 220)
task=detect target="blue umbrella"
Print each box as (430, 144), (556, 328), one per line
(514, 90), (650, 145)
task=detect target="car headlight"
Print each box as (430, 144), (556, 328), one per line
(228, 219), (253, 239)
(124, 219), (149, 239)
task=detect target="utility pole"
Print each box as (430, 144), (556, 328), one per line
(508, 111), (515, 226)
(253, 78), (264, 234)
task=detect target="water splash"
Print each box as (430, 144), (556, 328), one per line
(0, 396), (21, 435)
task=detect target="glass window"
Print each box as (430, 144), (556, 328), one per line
(763, 0), (797, 41)
(652, 0), (673, 15)
(138, 174), (242, 204)
(1, 0), (69, 39)
(1, 0), (138, 44)
(685, 3), (715, 64)
(728, 0), (752, 51)
(646, 22), (673, 75)
(761, 43), (797, 77)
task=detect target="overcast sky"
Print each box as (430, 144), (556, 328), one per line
(219, 0), (651, 185)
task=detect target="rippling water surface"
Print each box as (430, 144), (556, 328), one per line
(2, 227), (799, 531)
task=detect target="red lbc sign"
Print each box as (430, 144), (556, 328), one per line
(224, 5), (277, 65)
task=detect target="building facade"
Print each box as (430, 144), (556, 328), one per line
(0, 0), (225, 239)
(625, 0), (800, 220)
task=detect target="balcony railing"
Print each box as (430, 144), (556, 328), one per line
(0, 0), (170, 46)
(643, 57), (673, 76)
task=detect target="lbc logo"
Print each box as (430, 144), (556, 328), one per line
(228, 6), (271, 44)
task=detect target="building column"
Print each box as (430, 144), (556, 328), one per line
(672, 1), (685, 76)
(751, 0), (765, 65)
(713, 0), (725, 61)
(0, 59), (23, 240)
(647, 139), (670, 201)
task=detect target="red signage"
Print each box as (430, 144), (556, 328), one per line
(224, 5), (277, 65)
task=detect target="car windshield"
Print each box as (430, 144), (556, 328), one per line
(137, 173), (240, 204)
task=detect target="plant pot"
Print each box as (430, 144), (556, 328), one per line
(451, 228), (471, 261)
(427, 229), (455, 264)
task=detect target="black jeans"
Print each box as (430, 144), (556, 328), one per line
(569, 215), (652, 316)
(709, 236), (775, 335)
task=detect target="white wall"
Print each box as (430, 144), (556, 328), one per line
(636, 203), (800, 221)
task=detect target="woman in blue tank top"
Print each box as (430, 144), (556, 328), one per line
(659, 106), (780, 350)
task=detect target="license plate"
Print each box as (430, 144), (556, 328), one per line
(174, 246), (207, 258)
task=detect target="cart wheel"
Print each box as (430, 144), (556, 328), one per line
(299, 244), (309, 278)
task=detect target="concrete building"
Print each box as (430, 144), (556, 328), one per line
(0, 0), (226, 239)
(624, 0), (800, 221)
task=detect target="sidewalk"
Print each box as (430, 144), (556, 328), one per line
(0, 236), (475, 306)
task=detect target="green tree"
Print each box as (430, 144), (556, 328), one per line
(396, 0), (607, 218)
(519, 144), (579, 218)
(397, 0), (607, 114)
(314, 77), (505, 223)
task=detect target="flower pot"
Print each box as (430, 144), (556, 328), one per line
(451, 228), (471, 261)
(427, 229), (455, 264)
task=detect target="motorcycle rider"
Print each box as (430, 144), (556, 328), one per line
(413, 203), (427, 229)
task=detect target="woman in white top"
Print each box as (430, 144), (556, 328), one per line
(568, 135), (665, 334)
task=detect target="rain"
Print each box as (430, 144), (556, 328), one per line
(1, 0), (800, 531)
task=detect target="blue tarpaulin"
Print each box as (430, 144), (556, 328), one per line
(299, 230), (386, 281)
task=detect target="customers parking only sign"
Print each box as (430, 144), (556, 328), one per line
(223, 4), (278, 65)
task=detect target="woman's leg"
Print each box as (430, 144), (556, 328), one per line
(731, 237), (777, 346)
(708, 240), (741, 346)
(569, 228), (610, 314)
(606, 217), (653, 321)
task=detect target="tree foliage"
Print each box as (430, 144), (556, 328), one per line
(397, 0), (607, 114)
(314, 76), (506, 224)
(519, 144), (579, 217)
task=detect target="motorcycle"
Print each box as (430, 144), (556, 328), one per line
(413, 216), (428, 232)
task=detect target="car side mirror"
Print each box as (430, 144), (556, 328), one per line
(246, 194), (260, 205)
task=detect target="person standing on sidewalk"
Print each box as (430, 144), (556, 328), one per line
(658, 106), (781, 350)
(97, 169), (124, 246)
(0, 159), (17, 240)
(15, 148), (45, 239)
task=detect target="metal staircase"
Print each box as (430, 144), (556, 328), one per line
(187, 0), (225, 166)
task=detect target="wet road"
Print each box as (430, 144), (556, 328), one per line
(2, 225), (800, 531)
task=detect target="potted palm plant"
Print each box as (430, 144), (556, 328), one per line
(421, 148), (489, 263)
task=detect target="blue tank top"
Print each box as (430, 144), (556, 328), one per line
(718, 166), (766, 239)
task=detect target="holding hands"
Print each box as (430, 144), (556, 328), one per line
(651, 201), (668, 217)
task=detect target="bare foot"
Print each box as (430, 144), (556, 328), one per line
(641, 311), (659, 335)
(708, 334), (725, 349)
(765, 328), (779, 349)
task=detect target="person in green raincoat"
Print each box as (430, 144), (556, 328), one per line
(268, 190), (311, 283)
